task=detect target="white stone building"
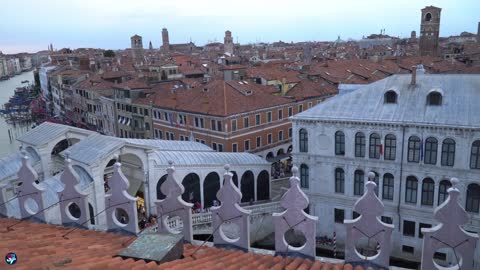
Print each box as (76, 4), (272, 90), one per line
(291, 72), (480, 264)
(0, 122), (271, 230)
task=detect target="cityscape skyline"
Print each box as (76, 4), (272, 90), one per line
(1, 0), (479, 54)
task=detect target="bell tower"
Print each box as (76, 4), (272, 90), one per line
(162, 28), (170, 52)
(130, 34), (144, 64)
(224, 30), (234, 55)
(419, 6), (441, 56)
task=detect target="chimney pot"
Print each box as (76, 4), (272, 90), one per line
(411, 65), (417, 86)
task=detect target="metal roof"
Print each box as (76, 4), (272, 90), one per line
(293, 74), (480, 128)
(154, 151), (269, 167)
(0, 152), (41, 182)
(17, 122), (94, 147)
(60, 134), (125, 166)
(121, 139), (214, 152)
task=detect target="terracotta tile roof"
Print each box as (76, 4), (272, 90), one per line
(220, 64), (247, 70)
(286, 79), (338, 100)
(135, 79), (292, 116)
(248, 66), (301, 83)
(114, 78), (151, 90)
(75, 75), (114, 95)
(0, 218), (357, 270)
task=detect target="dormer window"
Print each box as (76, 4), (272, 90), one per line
(384, 90), (397, 104)
(427, 91), (442, 106)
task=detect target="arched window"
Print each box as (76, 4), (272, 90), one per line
(369, 133), (381, 159)
(466, 184), (480, 213)
(408, 136), (421, 163)
(382, 173), (394, 201)
(240, 171), (255, 203)
(300, 164), (309, 189)
(156, 174), (168, 200)
(438, 180), (451, 205)
(405, 176), (418, 204)
(335, 131), (345, 156)
(384, 90), (397, 104)
(299, 129), (308, 153)
(355, 132), (365, 157)
(441, 138), (455, 167)
(471, 140), (480, 169)
(427, 91), (442, 105)
(421, 178), (435, 206)
(425, 13), (432, 21)
(257, 170), (270, 201)
(335, 168), (344, 193)
(424, 137), (438, 165)
(354, 170), (364, 196)
(203, 172), (220, 208)
(384, 134), (396, 160)
(182, 173), (201, 205)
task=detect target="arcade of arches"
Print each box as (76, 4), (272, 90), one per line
(156, 170), (270, 210)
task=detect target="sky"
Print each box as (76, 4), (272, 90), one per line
(0, 0), (478, 54)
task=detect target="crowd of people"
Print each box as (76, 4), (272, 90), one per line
(271, 159), (293, 179)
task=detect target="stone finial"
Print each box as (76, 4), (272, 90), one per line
(224, 164), (230, 173)
(420, 178), (479, 270)
(291, 166), (298, 177)
(105, 161), (139, 235)
(58, 159), (89, 228)
(17, 151), (46, 223)
(367, 171), (375, 181)
(450, 177), (459, 188)
(0, 183), (8, 217)
(344, 174), (394, 268)
(156, 163), (193, 242)
(211, 166), (251, 251)
(273, 166), (317, 259)
(64, 150), (71, 160)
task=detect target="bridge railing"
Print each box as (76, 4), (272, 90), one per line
(165, 201), (283, 232)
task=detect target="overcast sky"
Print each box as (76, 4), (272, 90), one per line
(0, 0), (478, 54)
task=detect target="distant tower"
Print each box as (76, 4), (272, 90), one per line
(410, 30), (416, 39)
(130, 34), (144, 64)
(477, 22), (480, 43)
(419, 6), (441, 56)
(149, 41), (153, 50)
(224, 30), (234, 55)
(303, 44), (312, 64)
(162, 28), (170, 52)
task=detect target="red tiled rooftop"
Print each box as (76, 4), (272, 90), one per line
(0, 218), (360, 270)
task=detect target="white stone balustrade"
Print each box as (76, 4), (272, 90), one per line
(211, 164), (252, 251)
(344, 172), (394, 269)
(273, 166), (318, 259)
(105, 162), (139, 235)
(421, 178), (479, 270)
(57, 152), (89, 228)
(17, 151), (47, 223)
(155, 161), (193, 242)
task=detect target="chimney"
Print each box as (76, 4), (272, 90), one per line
(411, 65), (417, 86)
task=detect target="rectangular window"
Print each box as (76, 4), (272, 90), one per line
(169, 133), (174, 140)
(244, 140), (250, 151)
(195, 117), (199, 127)
(243, 117), (249, 128)
(278, 109), (283, 120)
(384, 135), (396, 160)
(200, 118), (204, 128)
(419, 223), (432, 239)
(232, 143), (238, 152)
(133, 106), (138, 114)
(334, 208), (344, 224)
(180, 135), (185, 141)
(164, 112), (168, 121)
(288, 128), (292, 138)
(382, 174), (394, 201)
(144, 108), (148, 116)
(403, 220), (416, 237)
(381, 216), (393, 224)
(159, 130), (163, 139)
(278, 131), (283, 141)
(211, 120), (216, 131)
(355, 133), (366, 157)
(298, 104), (303, 113)
(267, 133), (272, 144)
(402, 245), (414, 254)
(288, 107), (293, 117)
(256, 136), (262, 148)
(217, 121), (222, 131)
(255, 114), (261, 125)
(267, 111), (272, 123)
(231, 119), (237, 131)
(218, 144), (223, 152)
(145, 123), (150, 130)
(308, 102), (312, 109)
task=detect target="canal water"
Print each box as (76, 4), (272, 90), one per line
(0, 71), (34, 158)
